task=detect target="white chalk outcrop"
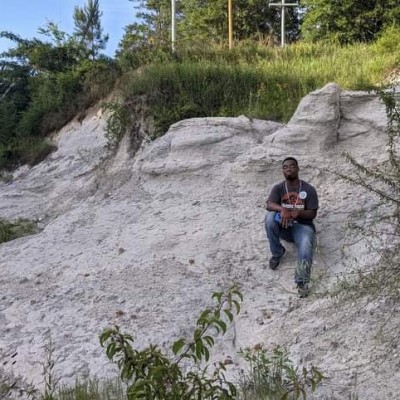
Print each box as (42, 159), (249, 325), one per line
(0, 83), (396, 399)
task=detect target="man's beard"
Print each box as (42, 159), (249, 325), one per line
(286, 175), (298, 181)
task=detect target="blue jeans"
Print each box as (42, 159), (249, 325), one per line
(265, 212), (315, 284)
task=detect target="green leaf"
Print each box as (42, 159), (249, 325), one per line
(106, 342), (116, 359)
(212, 291), (223, 302)
(232, 288), (243, 302)
(204, 346), (210, 362)
(172, 338), (186, 355)
(199, 309), (212, 320)
(311, 378), (316, 392)
(224, 309), (234, 322)
(204, 335), (215, 348)
(99, 329), (112, 346)
(213, 319), (227, 334)
(232, 300), (241, 314)
(195, 341), (204, 360)
(194, 328), (202, 341)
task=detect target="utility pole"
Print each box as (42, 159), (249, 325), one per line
(228, 0), (233, 49)
(171, 0), (176, 52)
(269, 0), (298, 47)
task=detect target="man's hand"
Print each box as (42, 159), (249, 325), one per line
(280, 209), (294, 228)
(281, 209), (316, 227)
(291, 210), (300, 219)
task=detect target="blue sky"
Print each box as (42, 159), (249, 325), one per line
(0, 0), (140, 57)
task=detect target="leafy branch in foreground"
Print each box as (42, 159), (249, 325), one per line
(100, 285), (242, 400)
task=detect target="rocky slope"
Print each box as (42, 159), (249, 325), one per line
(0, 83), (397, 399)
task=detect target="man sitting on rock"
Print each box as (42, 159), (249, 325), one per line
(265, 157), (319, 297)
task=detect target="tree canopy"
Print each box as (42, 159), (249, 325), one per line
(73, 0), (109, 59)
(0, 0), (116, 169)
(119, 0), (300, 54)
(301, 0), (400, 44)
(119, 0), (400, 50)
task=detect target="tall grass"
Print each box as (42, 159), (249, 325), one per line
(56, 378), (125, 400)
(117, 32), (400, 139)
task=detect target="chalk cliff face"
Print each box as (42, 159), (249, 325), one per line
(0, 83), (396, 398)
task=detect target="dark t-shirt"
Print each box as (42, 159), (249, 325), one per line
(268, 180), (318, 225)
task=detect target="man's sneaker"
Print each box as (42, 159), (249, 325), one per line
(297, 282), (310, 298)
(269, 247), (286, 270)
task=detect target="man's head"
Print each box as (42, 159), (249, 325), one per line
(282, 157), (299, 181)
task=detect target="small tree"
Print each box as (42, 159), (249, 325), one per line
(100, 285), (243, 399)
(73, 0), (109, 60)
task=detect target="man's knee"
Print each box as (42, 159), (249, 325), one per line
(295, 227), (315, 253)
(265, 212), (277, 228)
(301, 233), (314, 249)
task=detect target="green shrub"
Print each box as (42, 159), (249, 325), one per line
(79, 59), (121, 108)
(0, 101), (19, 147)
(374, 25), (400, 56)
(0, 218), (38, 244)
(103, 102), (132, 146)
(0, 58), (120, 170)
(0, 137), (57, 170)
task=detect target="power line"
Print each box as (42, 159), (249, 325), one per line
(228, 0), (233, 49)
(171, 0), (176, 52)
(269, 0), (298, 47)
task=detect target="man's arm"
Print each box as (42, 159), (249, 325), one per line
(291, 209), (317, 220)
(266, 183), (284, 212)
(266, 200), (284, 213)
(294, 185), (318, 220)
(267, 184), (294, 228)
(268, 202), (317, 225)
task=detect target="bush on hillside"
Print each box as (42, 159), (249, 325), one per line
(0, 58), (120, 169)
(374, 26), (400, 58)
(0, 218), (38, 244)
(121, 62), (319, 138)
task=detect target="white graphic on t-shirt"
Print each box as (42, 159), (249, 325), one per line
(282, 181), (305, 210)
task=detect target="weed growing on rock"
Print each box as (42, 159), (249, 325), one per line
(42, 332), (59, 400)
(238, 346), (324, 400)
(103, 102), (133, 147)
(54, 378), (125, 400)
